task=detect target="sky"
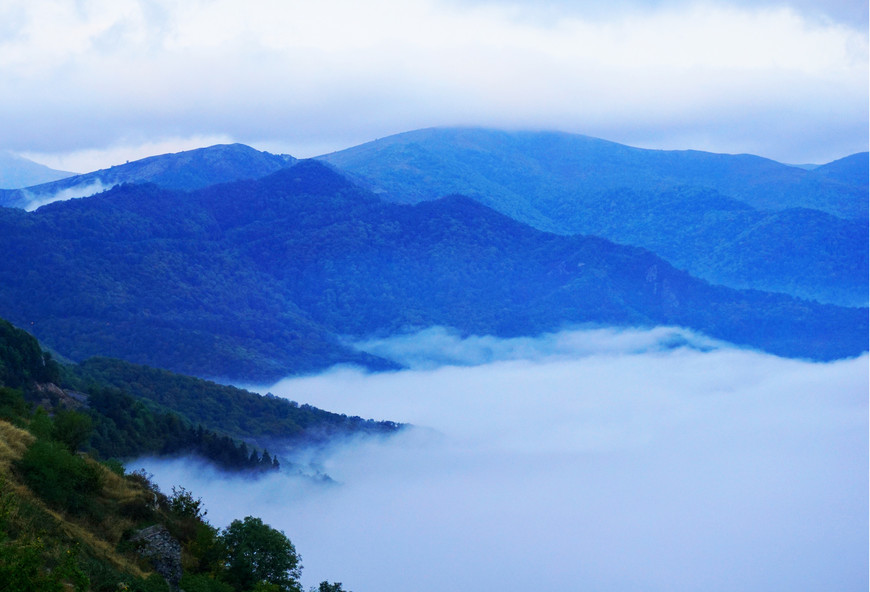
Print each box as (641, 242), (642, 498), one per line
(130, 328), (869, 592)
(0, 0), (867, 172)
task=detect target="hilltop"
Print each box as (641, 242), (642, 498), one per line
(0, 144), (295, 210)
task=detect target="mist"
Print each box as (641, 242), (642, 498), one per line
(23, 180), (114, 211)
(351, 325), (724, 369)
(130, 329), (868, 592)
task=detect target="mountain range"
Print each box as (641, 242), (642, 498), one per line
(320, 128), (867, 219)
(3, 128), (863, 307)
(319, 128), (869, 306)
(0, 158), (864, 381)
(0, 128), (864, 592)
(0, 143), (295, 210)
(0, 151), (75, 189)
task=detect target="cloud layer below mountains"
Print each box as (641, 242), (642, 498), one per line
(131, 329), (869, 592)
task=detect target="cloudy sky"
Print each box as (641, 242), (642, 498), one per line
(1, 0), (867, 171)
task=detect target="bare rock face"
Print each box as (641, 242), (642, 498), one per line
(130, 524), (182, 591)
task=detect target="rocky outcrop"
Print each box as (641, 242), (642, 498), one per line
(130, 524), (182, 591)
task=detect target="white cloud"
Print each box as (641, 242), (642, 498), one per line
(351, 325), (724, 369)
(1, 0), (866, 167)
(131, 334), (869, 592)
(19, 134), (234, 175)
(22, 179), (113, 211)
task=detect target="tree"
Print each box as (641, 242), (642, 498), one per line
(315, 583), (349, 592)
(220, 516), (302, 592)
(169, 486), (207, 520)
(52, 409), (93, 452)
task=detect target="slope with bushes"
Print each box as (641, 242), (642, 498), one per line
(0, 317), (359, 591)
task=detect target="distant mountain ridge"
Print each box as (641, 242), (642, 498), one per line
(319, 127), (868, 219)
(318, 127), (868, 306)
(0, 151), (74, 189)
(810, 152), (870, 187)
(2, 130), (864, 306)
(0, 143), (296, 210)
(0, 160), (864, 381)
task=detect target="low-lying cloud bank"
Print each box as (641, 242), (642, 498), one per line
(131, 329), (868, 592)
(352, 325), (724, 369)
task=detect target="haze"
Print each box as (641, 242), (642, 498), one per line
(2, 0), (867, 171)
(131, 329), (869, 592)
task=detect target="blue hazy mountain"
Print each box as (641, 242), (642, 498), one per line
(0, 143), (296, 210)
(809, 152), (869, 187)
(0, 160), (864, 381)
(0, 151), (75, 189)
(319, 128), (868, 306)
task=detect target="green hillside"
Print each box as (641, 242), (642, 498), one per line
(0, 317), (370, 591)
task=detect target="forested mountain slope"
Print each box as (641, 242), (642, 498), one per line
(319, 128), (868, 305)
(0, 317), (359, 591)
(1, 317), (398, 471)
(0, 143), (295, 210)
(0, 160), (864, 381)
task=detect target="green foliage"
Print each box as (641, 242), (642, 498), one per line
(28, 406), (53, 440)
(0, 386), (27, 424)
(52, 408), (93, 452)
(0, 316), (360, 592)
(315, 582), (350, 592)
(132, 573), (171, 592)
(0, 318), (60, 388)
(85, 385), (278, 472)
(0, 477), (90, 592)
(220, 516), (302, 592)
(181, 573), (234, 592)
(101, 458), (126, 476)
(2, 433), (353, 592)
(78, 556), (169, 592)
(184, 520), (224, 575)
(0, 314), (380, 475)
(15, 439), (104, 517)
(0, 535), (89, 592)
(169, 486), (206, 521)
(77, 357), (400, 445)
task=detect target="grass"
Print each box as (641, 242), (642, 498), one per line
(1, 418), (158, 584)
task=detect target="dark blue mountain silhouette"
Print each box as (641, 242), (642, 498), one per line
(0, 160), (864, 381)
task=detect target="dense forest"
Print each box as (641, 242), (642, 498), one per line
(320, 128), (869, 306)
(76, 357), (399, 448)
(0, 317), (400, 470)
(1, 318), (274, 472)
(0, 160), (865, 382)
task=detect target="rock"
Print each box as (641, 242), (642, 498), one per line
(130, 524), (183, 591)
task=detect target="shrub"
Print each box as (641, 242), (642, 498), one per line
(15, 439), (104, 516)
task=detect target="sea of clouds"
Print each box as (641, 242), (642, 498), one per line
(130, 327), (868, 592)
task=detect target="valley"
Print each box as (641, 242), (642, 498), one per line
(0, 128), (866, 592)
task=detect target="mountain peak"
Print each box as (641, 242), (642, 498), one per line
(0, 143), (297, 210)
(0, 151), (75, 189)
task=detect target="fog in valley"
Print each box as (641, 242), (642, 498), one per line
(131, 328), (868, 592)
